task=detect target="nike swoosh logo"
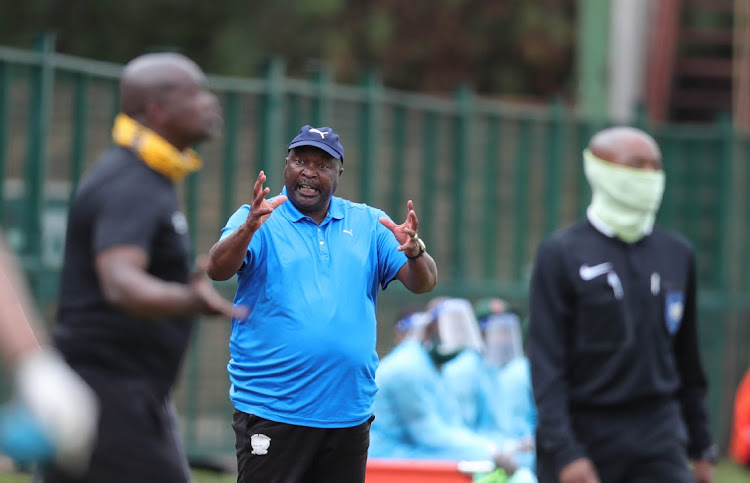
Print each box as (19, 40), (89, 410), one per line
(579, 262), (613, 281)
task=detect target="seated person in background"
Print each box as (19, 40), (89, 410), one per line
(391, 305), (428, 347)
(369, 299), (536, 483)
(438, 299), (495, 433)
(475, 298), (537, 472)
(730, 367), (750, 467)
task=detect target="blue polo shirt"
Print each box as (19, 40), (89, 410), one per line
(220, 188), (408, 428)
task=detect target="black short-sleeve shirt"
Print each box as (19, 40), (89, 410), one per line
(54, 146), (193, 394)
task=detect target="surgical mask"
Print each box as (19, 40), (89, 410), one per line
(583, 149), (665, 243)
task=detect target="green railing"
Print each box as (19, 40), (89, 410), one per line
(1, 38), (749, 460)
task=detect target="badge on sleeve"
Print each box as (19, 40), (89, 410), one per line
(665, 290), (684, 335)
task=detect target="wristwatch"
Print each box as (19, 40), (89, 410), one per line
(406, 236), (426, 260)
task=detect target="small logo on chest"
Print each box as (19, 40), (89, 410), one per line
(665, 290), (685, 335)
(579, 262), (623, 300)
(651, 272), (661, 295)
(579, 262), (612, 281)
(342, 229), (353, 236)
(171, 211), (188, 235)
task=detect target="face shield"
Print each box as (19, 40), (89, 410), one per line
(394, 311), (430, 341)
(427, 298), (485, 356)
(482, 313), (523, 367)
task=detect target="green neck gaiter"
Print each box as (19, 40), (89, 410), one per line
(425, 337), (461, 367)
(583, 149), (665, 243)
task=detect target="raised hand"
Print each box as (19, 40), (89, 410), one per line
(379, 200), (421, 256)
(245, 171), (287, 232)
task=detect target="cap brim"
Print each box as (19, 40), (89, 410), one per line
(288, 140), (343, 162)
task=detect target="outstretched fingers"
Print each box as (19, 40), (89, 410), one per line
(252, 171), (269, 208)
(379, 216), (397, 232)
(406, 200), (419, 231)
(252, 187), (271, 213)
(380, 216), (416, 252)
(253, 171), (267, 198)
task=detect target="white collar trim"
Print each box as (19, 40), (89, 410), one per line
(586, 206), (615, 237)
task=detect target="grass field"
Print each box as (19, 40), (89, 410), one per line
(0, 459), (746, 482)
(0, 468), (238, 482)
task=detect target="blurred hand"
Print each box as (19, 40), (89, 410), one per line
(693, 460), (714, 483)
(492, 451), (518, 476)
(559, 458), (600, 483)
(14, 348), (99, 476)
(510, 436), (535, 453)
(189, 256), (247, 319)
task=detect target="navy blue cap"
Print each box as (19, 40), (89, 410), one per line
(288, 125), (344, 163)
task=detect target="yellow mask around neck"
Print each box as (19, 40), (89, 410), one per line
(111, 113), (202, 182)
(583, 148), (665, 243)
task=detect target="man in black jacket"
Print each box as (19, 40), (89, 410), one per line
(529, 126), (716, 483)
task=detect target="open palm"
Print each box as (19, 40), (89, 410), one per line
(379, 199), (419, 252)
(246, 170), (287, 231)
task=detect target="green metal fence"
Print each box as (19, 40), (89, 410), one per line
(1, 38), (749, 461)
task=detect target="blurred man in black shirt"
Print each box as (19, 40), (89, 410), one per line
(47, 53), (236, 483)
(529, 127), (715, 483)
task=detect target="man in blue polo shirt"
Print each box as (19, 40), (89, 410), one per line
(207, 125), (438, 483)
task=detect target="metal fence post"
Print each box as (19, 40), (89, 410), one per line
(311, 63), (332, 127)
(221, 92), (240, 224)
(420, 111), (438, 252)
(0, 61), (11, 228)
(110, 80), (120, 125)
(512, 118), (532, 281)
(577, 0), (610, 118)
(452, 86), (473, 280)
(576, 119), (602, 217)
(183, 324), (202, 455)
(389, 104), (407, 219)
(715, 113), (735, 291)
(633, 102), (649, 132)
(186, 171), (200, 255)
(544, 100), (566, 236)
(184, 162), (202, 455)
(70, 73), (90, 194)
(257, 58), (286, 192)
(286, 91), (302, 141)
(358, 70), (382, 206)
(482, 114), (501, 279)
(23, 32), (56, 278)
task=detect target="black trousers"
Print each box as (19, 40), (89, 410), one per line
(42, 371), (190, 483)
(537, 399), (694, 483)
(232, 410), (373, 483)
